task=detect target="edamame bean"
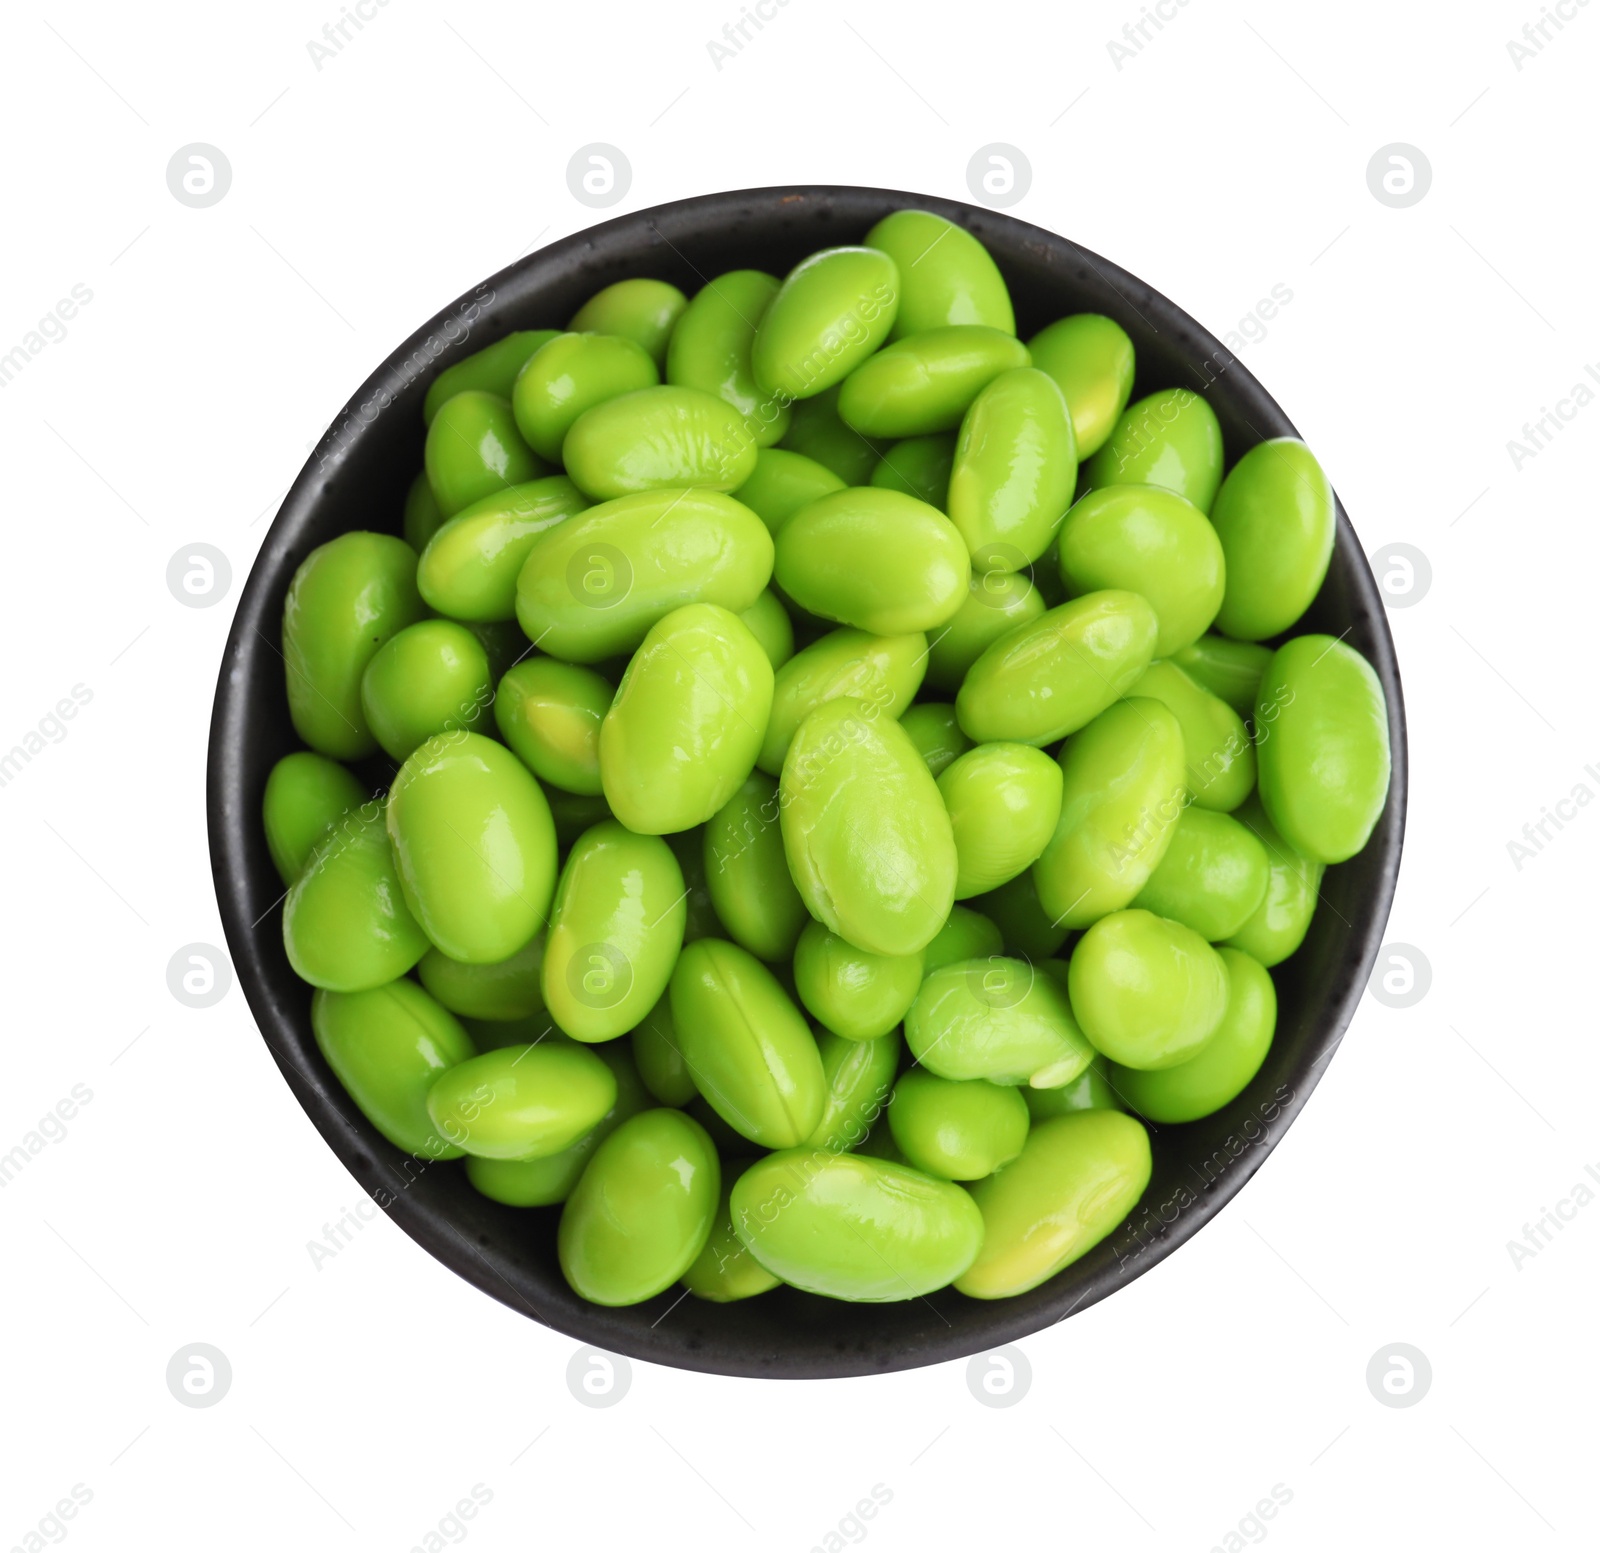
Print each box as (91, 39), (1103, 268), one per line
(1026, 315), (1136, 458)
(901, 702), (972, 777)
(419, 476), (590, 622)
(542, 820), (687, 1042)
(888, 1071), (1028, 1182)
(752, 247), (900, 399)
(1170, 634), (1274, 719)
(732, 447), (846, 533)
(1128, 659), (1255, 812)
(632, 992), (697, 1107)
(971, 869), (1068, 959)
(759, 626), (928, 775)
(838, 326), (1030, 438)
(778, 385), (886, 486)
(1023, 1053), (1125, 1120)
(1221, 796), (1324, 967)
(466, 1041), (650, 1207)
(731, 1150), (984, 1301)
(562, 385), (759, 499)
(803, 1028), (899, 1153)
(948, 367), (1077, 566)
(283, 531), (424, 759)
(568, 278), (688, 368)
(1068, 908), (1229, 1069)
(403, 472), (445, 553)
(704, 773), (808, 962)
(511, 332), (660, 461)
(423, 330), (561, 423)
(494, 658), (612, 797)
(426, 1042), (617, 1160)
(781, 697), (957, 957)
(1031, 698), (1186, 930)
(666, 827), (723, 943)
(1056, 485), (1224, 656)
(284, 804), (430, 991)
(547, 789), (613, 851)
(775, 488), (970, 635)
(360, 620), (493, 762)
(669, 938), (826, 1148)
(939, 742), (1063, 898)
(1255, 635), (1391, 863)
(386, 731), (558, 963)
(558, 1108), (720, 1305)
(1132, 807), (1269, 941)
(955, 1111), (1151, 1298)
(793, 920), (923, 1041)
(925, 567), (1046, 692)
(600, 603), (774, 833)
(738, 589), (795, 670)
(515, 487), (773, 663)
(312, 979), (476, 1157)
(262, 751), (367, 884)
(955, 591), (1157, 746)
(418, 931), (546, 1022)
(871, 433), (955, 508)
(906, 957), (1094, 1087)
(864, 209), (1014, 338)
(921, 905), (1004, 973)
(667, 270), (791, 446)
(1209, 438), (1335, 640)
(425, 390), (545, 518)
(1083, 388), (1224, 511)
(683, 1175), (784, 1302)
(1111, 947), (1276, 1122)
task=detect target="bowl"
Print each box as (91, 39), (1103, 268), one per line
(208, 185), (1406, 1379)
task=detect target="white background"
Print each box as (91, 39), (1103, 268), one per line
(2, 0), (1595, 1548)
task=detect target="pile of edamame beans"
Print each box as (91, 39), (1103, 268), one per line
(265, 209), (1391, 1310)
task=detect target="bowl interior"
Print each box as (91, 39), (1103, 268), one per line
(209, 185), (1405, 1379)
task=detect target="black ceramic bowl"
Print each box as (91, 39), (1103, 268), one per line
(209, 185), (1405, 1379)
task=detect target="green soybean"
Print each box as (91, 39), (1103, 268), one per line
(568, 278), (687, 368)
(1132, 806), (1270, 941)
(778, 384), (887, 485)
(403, 472), (445, 553)
(632, 992), (698, 1107)
(704, 773), (808, 962)
(793, 920), (923, 1041)
(599, 603), (774, 834)
(1255, 635), (1391, 863)
(511, 332), (660, 462)
(1210, 438), (1335, 640)
(263, 751), (367, 884)
(956, 1111), (1151, 1298)
(284, 804), (429, 991)
(921, 905), (1004, 974)
(781, 697), (957, 957)
(312, 979), (476, 1157)
(667, 270), (791, 446)
(425, 390), (546, 518)
(732, 447), (846, 534)
(939, 741), (1063, 898)
(864, 209), (1014, 339)
(1221, 796), (1324, 967)
(738, 589), (795, 670)
(683, 1176), (784, 1302)
(1026, 315), (1136, 458)
(752, 246), (900, 399)
(386, 731), (558, 963)
(838, 326), (1030, 438)
(889, 1071), (1028, 1182)
(1083, 387), (1224, 512)
(494, 658), (612, 797)
(1031, 698), (1186, 930)
(803, 1028), (899, 1154)
(426, 1042), (617, 1160)
(955, 591), (1157, 746)
(871, 433), (956, 509)
(547, 789), (614, 852)
(971, 869), (1069, 959)
(515, 487), (773, 663)
(775, 487), (970, 635)
(418, 931), (546, 1022)
(925, 567), (1046, 693)
(900, 702), (972, 777)
(948, 367), (1077, 567)
(424, 330), (561, 423)
(562, 384), (759, 500)
(1023, 1053), (1125, 1120)
(283, 531), (424, 760)
(1068, 909), (1229, 1069)
(1171, 634), (1274, 719)
(360, 620), (492, 762)
(558, 1108), (720, 1305)
(669, 938), (826, 1148)
(758, 626), (928, 775)
(1056, 484), (1224, 656)
(666, 827), (723, 944)
(1112, 947), (1276, 1122)
(1128, 659), (1255, 812)
(731, 1150), (984, 1301)
(542, 820), (687, 1042)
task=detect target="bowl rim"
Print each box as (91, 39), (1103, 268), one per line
(208, 183), (1407, 1379)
